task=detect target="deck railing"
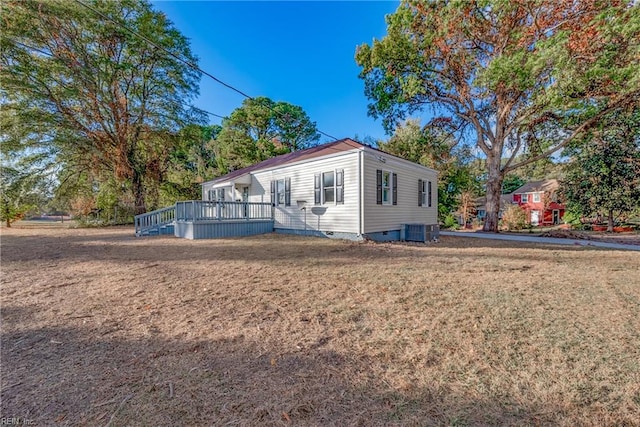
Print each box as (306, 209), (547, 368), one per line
(134, 205), (176, 236)
(175, 200), (272, 222)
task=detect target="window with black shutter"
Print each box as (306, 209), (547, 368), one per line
(418, 179), (423, 206)
(377, 170), (395, 205)
(376, 169), (383, 205)
(428, 181), (432, 207)
(284, 177), (291, 206)
(270, 181), (276, 205)
(314, 174), (321, 205)
(271, 178), (291, 207)
(392, 173), (398, 205)
(336, 170), (344, 204)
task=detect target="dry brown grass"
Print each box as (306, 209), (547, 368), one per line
(1, 226), (639, 426)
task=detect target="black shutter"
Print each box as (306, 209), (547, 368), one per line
(314, 173), (321, 205)
(392, 173), (398, 205)
(336, 169), (344, 204)
(418, 179), (423, 206)
(428, 181), (432, 207)
(285, 177), (291, 206)
(376, 169), (382, 205)
(270, 181), (276, 205)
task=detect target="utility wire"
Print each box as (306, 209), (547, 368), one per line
(3, 36), (230, 122)
(76, 0), (253, 100)
(73, 0), (339, 142)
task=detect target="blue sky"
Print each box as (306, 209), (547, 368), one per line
(152, 1), (400, 143)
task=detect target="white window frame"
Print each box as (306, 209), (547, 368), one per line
(419, 179), (432, 207)
(276, 179), (286, 206)
(315, 170), (344, 205)
(382, 170), (392, 205)
(322, 171), (335, 204)
(533, 192), (541, 203)
(521, 193), (529, 203)
(210, 188), (225, 202)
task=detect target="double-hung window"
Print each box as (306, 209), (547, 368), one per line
(314, 169), (344, 205)
(323, 172), (335, 203)
(270, 178), (291, 206)
(418, 179), (433, 207)
(209, 188), (225, 201)
(533, 193), (541, 203)
(522, 194), (529, 203)
(376, 170), (397, 205)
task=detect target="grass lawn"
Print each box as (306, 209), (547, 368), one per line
(1, 226), (639, 426)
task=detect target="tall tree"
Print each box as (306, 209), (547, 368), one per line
(356, 0), (640, 231)
(214, 97), (319, 173)
(161, 124), (221, 203)
(379, 118), (480, 219)
(561, 107), (640, 232)
(1, 0), (205, 213)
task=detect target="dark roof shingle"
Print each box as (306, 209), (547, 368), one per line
(203, 138), (363, 185)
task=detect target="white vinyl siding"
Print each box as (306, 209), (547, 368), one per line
(200, 145), (438, 237)
(363, 151), (438, 233)
(251, 152), (360, 233)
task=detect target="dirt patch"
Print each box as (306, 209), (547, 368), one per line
(2, 226), (639, 426)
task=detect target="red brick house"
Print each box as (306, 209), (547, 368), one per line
(511, 179), (565, 226)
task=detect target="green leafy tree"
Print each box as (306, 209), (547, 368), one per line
(1, 0), (205, 213)
(502, 175), (526, 194)
(356, 0), (640, 231)
(561, 108), (640, 232)
(161, 124), (221, 204)
(214, 97), (319, 173)
(379, 118), (481, 220)
(0, 165), (44, 227)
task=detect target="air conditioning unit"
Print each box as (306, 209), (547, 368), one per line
(401, 224), (440, 242)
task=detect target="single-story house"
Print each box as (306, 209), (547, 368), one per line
(511, 179), (565, 226)
(199, 138), (439, 241)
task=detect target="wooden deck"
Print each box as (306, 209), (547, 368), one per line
(135, 201), (274, 239)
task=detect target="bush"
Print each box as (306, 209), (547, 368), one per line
(443, 214), (459, 230)
(501, 205), (527, 231)
(562, 209), (583, 229)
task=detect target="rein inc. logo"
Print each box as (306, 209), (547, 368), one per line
(0, 418), (35, 426)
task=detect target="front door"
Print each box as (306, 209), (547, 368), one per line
(531, 210), (540, 226)
(553, 209), (560, 225)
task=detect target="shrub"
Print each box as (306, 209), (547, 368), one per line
(501, 205), (527, 230)
(443, 214), (459, 230)
(563, 209), (583, 228)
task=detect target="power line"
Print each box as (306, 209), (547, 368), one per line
(73, 0), (339, 142)
(2, 36), (230, 122)
(76, 0), (253, 100)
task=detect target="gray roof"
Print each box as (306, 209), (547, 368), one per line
(512, 179), (559, 194)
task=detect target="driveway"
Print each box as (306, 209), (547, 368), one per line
(440, 231), (640, 251)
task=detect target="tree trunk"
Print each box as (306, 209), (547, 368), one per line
(6, 218), (11, 228)
(483, 156), (504, 232)
(132, 171), (146, 215)
(607, 209), (614, 233)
